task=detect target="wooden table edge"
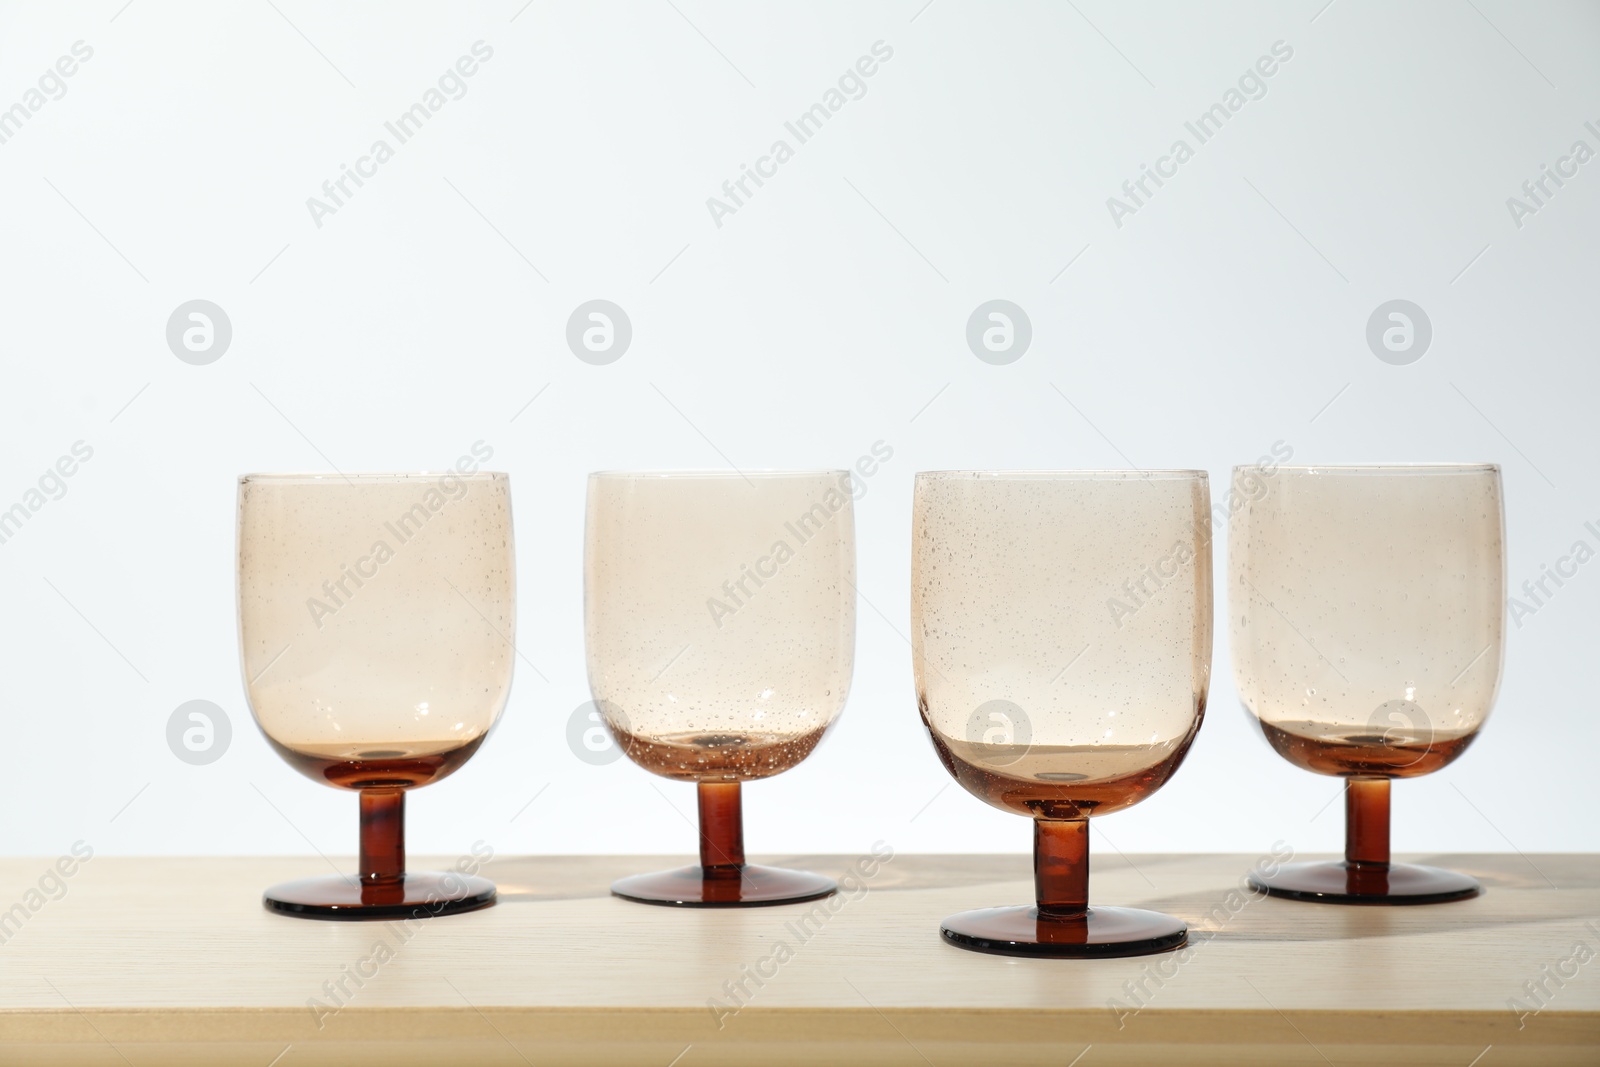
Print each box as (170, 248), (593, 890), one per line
(1, 1006), (1595, 1046)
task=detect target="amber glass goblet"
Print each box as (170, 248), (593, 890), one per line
(585, 471), (855, 906)
(912, 470), (1213, 957)
(238, 472), (515, 919)
(1230, 463), (1503, 904)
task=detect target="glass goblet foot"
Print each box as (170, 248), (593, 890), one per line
(1251, 779), (1480, 905)
(265, 872), (496, 920)
(611, 864), (835, 907)
(610, 781), (837, 908)
(942, 904), (1187, 958)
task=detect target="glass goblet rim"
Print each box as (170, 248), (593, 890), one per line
(588, 469), (849, 481)
(1233, 462), (1498, 477)
(239, 471), (509, 485)
(915, 468), (1207, 481)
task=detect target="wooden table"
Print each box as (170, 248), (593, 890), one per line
(0, 852), (1594, 1065)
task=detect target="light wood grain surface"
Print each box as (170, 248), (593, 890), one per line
(0, 852), (1594, 1065)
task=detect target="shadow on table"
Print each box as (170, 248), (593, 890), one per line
(485, 852), (1204, 902)
(1136, 853), (1597, 944)
(482, 853), (1595, 938)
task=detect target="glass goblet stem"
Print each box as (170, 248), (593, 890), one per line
(360, 790), (406, 887)
(1034, 817), (1090, 919)
(697, 781), (746, 874)
(1345, 776), (1390, 867)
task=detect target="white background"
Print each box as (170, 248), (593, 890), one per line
(0, 1), (1595, 864)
